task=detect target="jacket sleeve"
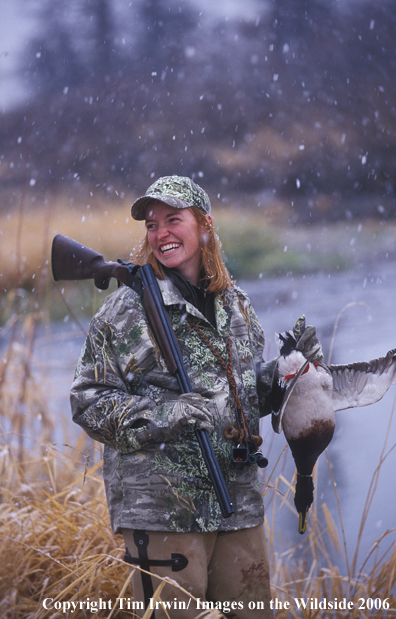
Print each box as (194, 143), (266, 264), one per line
(70, 295), (181, 454)
(247, 300), (277, 418)
(256, 358), (277, 417)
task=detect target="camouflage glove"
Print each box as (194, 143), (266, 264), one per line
(293, 315), (323, 363)
(167, 393), (214, 438)
(117, 393), (214, 453)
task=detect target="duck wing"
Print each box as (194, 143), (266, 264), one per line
(329, 349), (396, 412)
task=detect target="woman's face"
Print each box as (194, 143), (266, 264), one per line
(145, 201), (207, 285)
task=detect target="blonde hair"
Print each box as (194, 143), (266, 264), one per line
(132, 206), (232, 295)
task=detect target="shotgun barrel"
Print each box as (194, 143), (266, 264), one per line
(140, 264), (234, 518)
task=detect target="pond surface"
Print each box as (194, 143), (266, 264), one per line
(9, 259), (396, 572)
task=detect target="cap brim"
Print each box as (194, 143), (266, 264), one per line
(131, 194), (191, 220)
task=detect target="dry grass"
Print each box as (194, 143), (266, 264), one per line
(1, 430), (395, 618)
(0, 441), (130, 619)
(0, 195), (146, 293)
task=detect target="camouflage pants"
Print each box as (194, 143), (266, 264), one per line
(122, 525), (273, 619)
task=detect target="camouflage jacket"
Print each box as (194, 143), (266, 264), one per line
(70, 276), (274, 533)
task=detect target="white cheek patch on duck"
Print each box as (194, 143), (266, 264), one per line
(277, 350), (308, 384)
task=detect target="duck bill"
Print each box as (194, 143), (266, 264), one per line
(298, 512), (308, 535)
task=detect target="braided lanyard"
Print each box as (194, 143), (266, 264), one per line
(185, 316), (262, 450)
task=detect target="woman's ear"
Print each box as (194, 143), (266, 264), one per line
(205, 214), (213, 227)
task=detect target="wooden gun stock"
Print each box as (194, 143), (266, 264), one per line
(51, 234), (129, 290)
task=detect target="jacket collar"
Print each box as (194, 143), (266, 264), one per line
(158, 276), (233, 337)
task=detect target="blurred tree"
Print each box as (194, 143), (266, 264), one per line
(25, 14), (87, 94)
(136, 0), (198, 75)
(24, 0), (117, 94)
(85, 0), (115, 75)
(268, 0), (336, 98)
(269, 0), (332, 43)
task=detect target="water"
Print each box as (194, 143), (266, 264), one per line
(8, 261), (395, 572)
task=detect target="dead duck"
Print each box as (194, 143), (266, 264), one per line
(271, 316), (396, 534)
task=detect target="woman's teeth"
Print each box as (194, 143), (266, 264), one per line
(160, 243), (181, 254)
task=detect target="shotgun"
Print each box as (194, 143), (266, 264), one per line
(51, 234), (234, 518)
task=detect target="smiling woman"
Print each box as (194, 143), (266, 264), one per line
(144, 202), (204, 285)
(69, 175), (321, 619)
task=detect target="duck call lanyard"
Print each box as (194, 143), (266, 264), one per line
(186, 317), (262, 453)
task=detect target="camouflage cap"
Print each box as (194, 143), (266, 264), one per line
(131, 175), (211, 220)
